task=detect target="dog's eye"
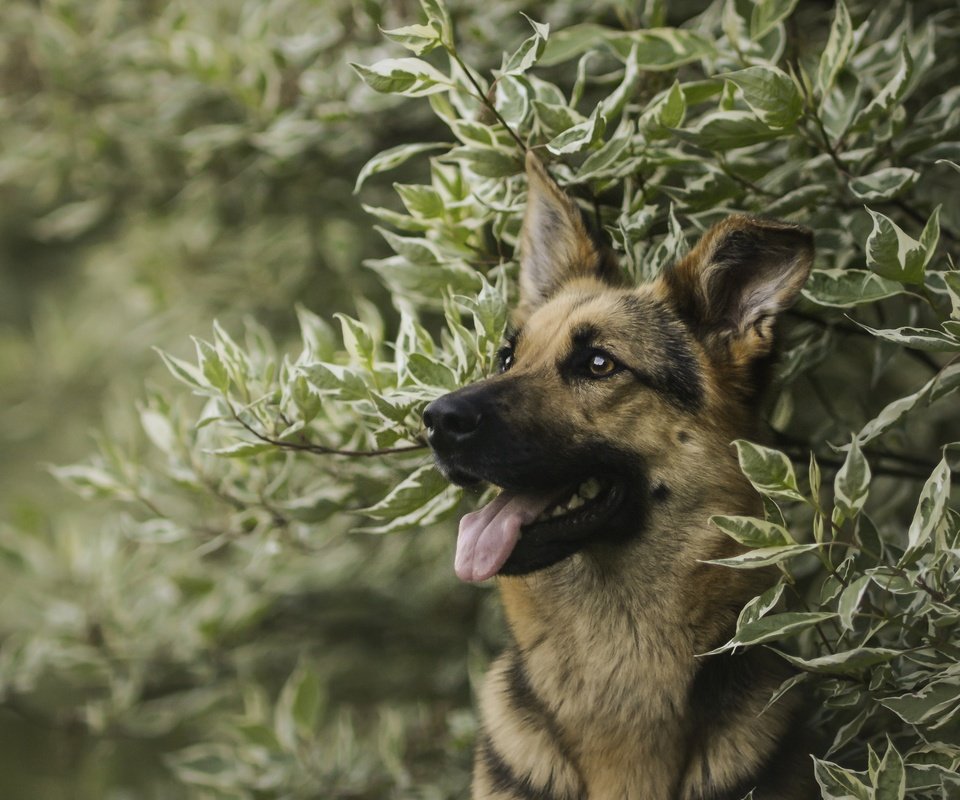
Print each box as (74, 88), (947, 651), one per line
(588, 352), (618, 377)
(497, 346), (515, 373)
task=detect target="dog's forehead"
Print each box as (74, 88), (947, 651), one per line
(520, 285), (667, 348)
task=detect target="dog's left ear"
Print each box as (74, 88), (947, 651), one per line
(660, 215), (813, 364)
(518, 152), (619, 317)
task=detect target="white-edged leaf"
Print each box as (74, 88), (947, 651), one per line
(802, 269), (905, 307)
(706, 611), (837, 653)
(816, 0), (854, 96)
(722, 66), (803, 128)
(354, 142), (449, 193)
(837, 575), (872, 630)
(733, 440), (805, 501)
(901, 457), (951, 564)
(362, 464), (449, 520)
(546, 106), (606, 155)
(703, 543), (821, 569)
(849, 168), (919, 201)
(750, 0), (800, 40)
(351, 58), (452, 98)
(710, 515), (794, 547)
(834, 437), (871, 518)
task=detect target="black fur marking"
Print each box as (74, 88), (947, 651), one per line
(617, 297), (705, 411)
(678, 430), (691, 443)
(686, 648), (816, 800)
(570, 323), (600, 346)
(506, 651), (585, 788)
(481, 734), (576, 800)
(652, 482), (671, 502)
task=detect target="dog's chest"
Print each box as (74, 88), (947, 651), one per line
(509, 583), (698, 797)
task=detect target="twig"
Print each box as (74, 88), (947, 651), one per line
(446, 47), (527, 153)
(231, 411), (427, 458)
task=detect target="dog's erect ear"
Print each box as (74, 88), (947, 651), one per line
(518, 152), (619, 316)
(660, 215), (813, 364)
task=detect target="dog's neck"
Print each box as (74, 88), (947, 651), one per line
(496, 504), (788, 800)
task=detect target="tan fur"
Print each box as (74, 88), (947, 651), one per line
(432, 154), (816, 800)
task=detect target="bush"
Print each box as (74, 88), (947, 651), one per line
(2, 0), (958, 797)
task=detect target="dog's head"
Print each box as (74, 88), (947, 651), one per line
(425, 153), (813, 583)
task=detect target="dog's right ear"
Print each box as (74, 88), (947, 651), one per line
(518, 152), (619, 317)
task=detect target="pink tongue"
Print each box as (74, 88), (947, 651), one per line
(455, 489), (554, 582)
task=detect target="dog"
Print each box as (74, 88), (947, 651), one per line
(423, 152), (817, 800)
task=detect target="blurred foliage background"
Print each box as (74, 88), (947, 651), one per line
(1, 0), (958, 798)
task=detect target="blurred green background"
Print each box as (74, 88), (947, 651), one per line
(3, 0), (957, 798)
(0, 1), (624, 797)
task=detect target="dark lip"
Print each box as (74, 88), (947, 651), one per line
(520, 481), (623, 537)
(498, 479), (633, 577)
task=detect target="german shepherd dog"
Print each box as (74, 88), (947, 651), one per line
(423, 153), (817, 800)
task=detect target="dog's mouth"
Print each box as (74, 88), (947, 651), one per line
(455, 476), (626, 583)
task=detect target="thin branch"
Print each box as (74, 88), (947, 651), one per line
(231, 411), (427, 458)
(446, 48), (527, 153)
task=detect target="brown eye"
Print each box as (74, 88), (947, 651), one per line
(588, 353), (617, 377)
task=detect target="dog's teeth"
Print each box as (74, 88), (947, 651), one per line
(568, 494), (585, 510)
(581, 479), (601, 500)
(551, 505), (565, 517)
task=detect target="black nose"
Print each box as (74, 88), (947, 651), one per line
(423, 393), (483, 449)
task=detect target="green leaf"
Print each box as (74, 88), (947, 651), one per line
(849, 168), (919, 201)
(737, 582), (786, 628)
(50, 464), (129, 499)
(865, 208), (939, 284)
(857, 366), (960, 444)
(140, 408), (176, 455)
(750, 0), (800, 40)
(733, 440), (805, 502)
(722, 66), (803, 128)
(871, 740), (906, 800)
(802, 269), (905, 307)
(502, 15), (549, 75)
(354, 142), (450, 193)
(495, 75), (532, 128)
(405, 353), (458, 390)
(193, 338), (230, 393)
(849, 41), (913, 134)
(837, 575), (872, 630)
(816, 0), (854, 97)
(380, 23), (442, 56)
(532, 100), (585, 137)
(168, 744), (245, 789)
(860, 324), (960, 352)
(275, 661), (324, 750)
(419, 0), (453, 48)
(394, 183), (445, 219)
(445, 145), (521, 178)
(707, 612), (837, 653)
(834, 437), (871, 518)
(208, 441), (273, 457)
(703, 543), (821, 569)
(540, 25), (714, 69)
(710, 515), (794, 547)
(351, 58), (452, 97)
(334, 313), (376, 367)
(300, 362), (368, 401)
(774, 646), (901, 675)
(813, 756), (870, 800)
(880, 672), (960, 725)
(546, 106), (606, 155)
(902, 457), (951, 564)
(155, 347), (209, 391)
(362, 464), (449, 521)
(674, 110), (781, 150)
